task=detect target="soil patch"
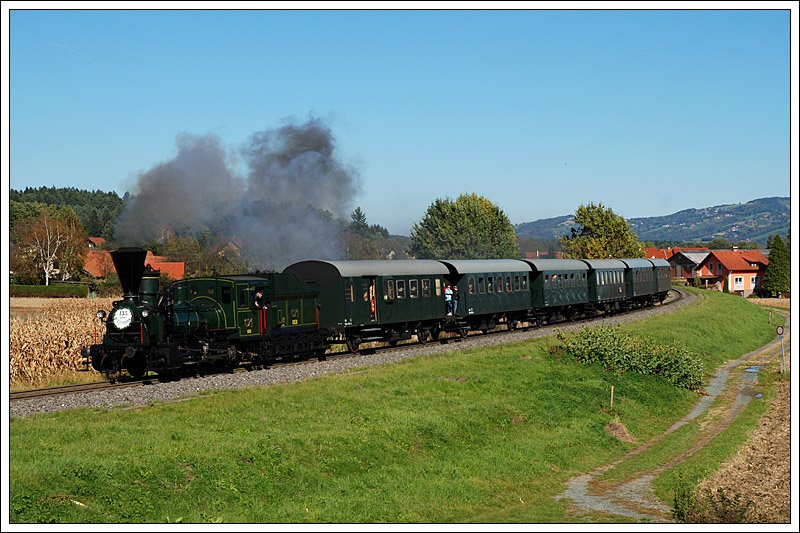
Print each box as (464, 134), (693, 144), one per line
(605, 420), (636, 443)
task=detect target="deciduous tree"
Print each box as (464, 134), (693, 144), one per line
(559, 203), (643, 259)
(10, 207), (87, 285)
(409, 193), (520, 259)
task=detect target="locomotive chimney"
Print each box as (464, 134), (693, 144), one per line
(111, 247), (148, 300)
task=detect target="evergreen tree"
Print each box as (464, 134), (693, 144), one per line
(763, 233), (790, 297)
(409, 193), (520, 259)
(559, 203), (643, 259)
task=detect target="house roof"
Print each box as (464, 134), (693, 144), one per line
(706, 250), (769, 272)
(144, 252), (185, 280)
(643, 247), (710, 260)
(82, 249), (115, 278)
(702, 250), (768, 272)
(86, 236), (106, 247)
(83, 249), (184, 280)
(672, 251), (710, 265)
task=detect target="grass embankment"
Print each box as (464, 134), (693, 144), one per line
(9, 288), (779, 523)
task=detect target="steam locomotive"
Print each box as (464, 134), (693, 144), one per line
(82, 247), (671, 380)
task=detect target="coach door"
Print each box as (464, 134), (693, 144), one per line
(362, 277), (377, 323)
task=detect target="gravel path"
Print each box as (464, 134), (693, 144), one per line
(555, 311), (789, 523)
(10, 290), (693, 419)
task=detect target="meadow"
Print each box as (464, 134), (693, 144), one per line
(8, 289), (783, 523)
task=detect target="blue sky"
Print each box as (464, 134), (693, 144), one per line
(5, 4), (795, 236)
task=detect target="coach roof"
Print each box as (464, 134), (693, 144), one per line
(283, 259), (450, 278)
(620, 258), (655, 269)
(522, 259), (589, 271)
(580, 259), (628, 270)
(437, 259), (531, 275)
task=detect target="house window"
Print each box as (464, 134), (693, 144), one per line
(734, 277), (744, 290)
(750, 276), (757, 288)
(717, 263), (723, 274)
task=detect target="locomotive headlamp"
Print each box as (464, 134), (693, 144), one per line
(96, 310), (107, 320)
(111, 308), (133, 329)
(141, 309), (150, 318)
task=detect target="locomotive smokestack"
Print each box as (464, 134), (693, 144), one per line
(111, 247), (148, 300)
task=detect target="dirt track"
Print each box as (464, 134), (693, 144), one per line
(556, 315), (791, 523)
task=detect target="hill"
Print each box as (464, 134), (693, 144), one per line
(515, 197), (790, 246)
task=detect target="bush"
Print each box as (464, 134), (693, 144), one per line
(10, 284), (88, 298)
(556, 325), (703, 390)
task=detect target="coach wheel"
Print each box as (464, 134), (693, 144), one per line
(417, 327), (429, 345)
(460, 328), (468, 339)
(346, 337), (360, 354)
(508, 320), (519, 331)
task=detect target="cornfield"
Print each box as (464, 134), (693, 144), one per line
(10, 297), (117, 385)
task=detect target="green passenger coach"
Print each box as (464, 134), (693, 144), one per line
(523, 259), (589, 323)
(438, 259), (531, 332)
(282, 260), (450, 351)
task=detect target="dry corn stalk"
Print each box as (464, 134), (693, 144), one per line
(10, 298), (117, 385)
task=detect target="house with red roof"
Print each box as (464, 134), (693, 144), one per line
(144, 251), (185, 281)
(81, 239), (185, 281)
(86, 236), (106, 248)
(693, 249), (768, 297)
(643, 247), (709, 277)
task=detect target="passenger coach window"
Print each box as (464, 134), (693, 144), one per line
(422, 279), (430, 297)
(496, 276), (503, 292)
(508, 276), (514, 292)
(435, 279), (441, 296)
(397, 280), (406, 299)
(478, 277), (485, 293)
(522, 277), (528, 290)
(468, 277), (476, 294)
(345, 282), (354, 302)
(487, 277), (494, 293)
(409, 279), (419, 298)
(384, 280), (395, 300)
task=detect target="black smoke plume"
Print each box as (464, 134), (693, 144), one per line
(114, 117), (361, 270)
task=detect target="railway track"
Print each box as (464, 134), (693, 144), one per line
(11, 288), (685, 403)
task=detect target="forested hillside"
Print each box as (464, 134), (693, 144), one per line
(10, 186), (124, 240)
(515, 197), (789, 246)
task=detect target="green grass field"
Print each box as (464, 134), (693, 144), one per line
(9, 288), (780, 523)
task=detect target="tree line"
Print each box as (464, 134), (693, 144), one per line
(9, 186), (790, 297)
